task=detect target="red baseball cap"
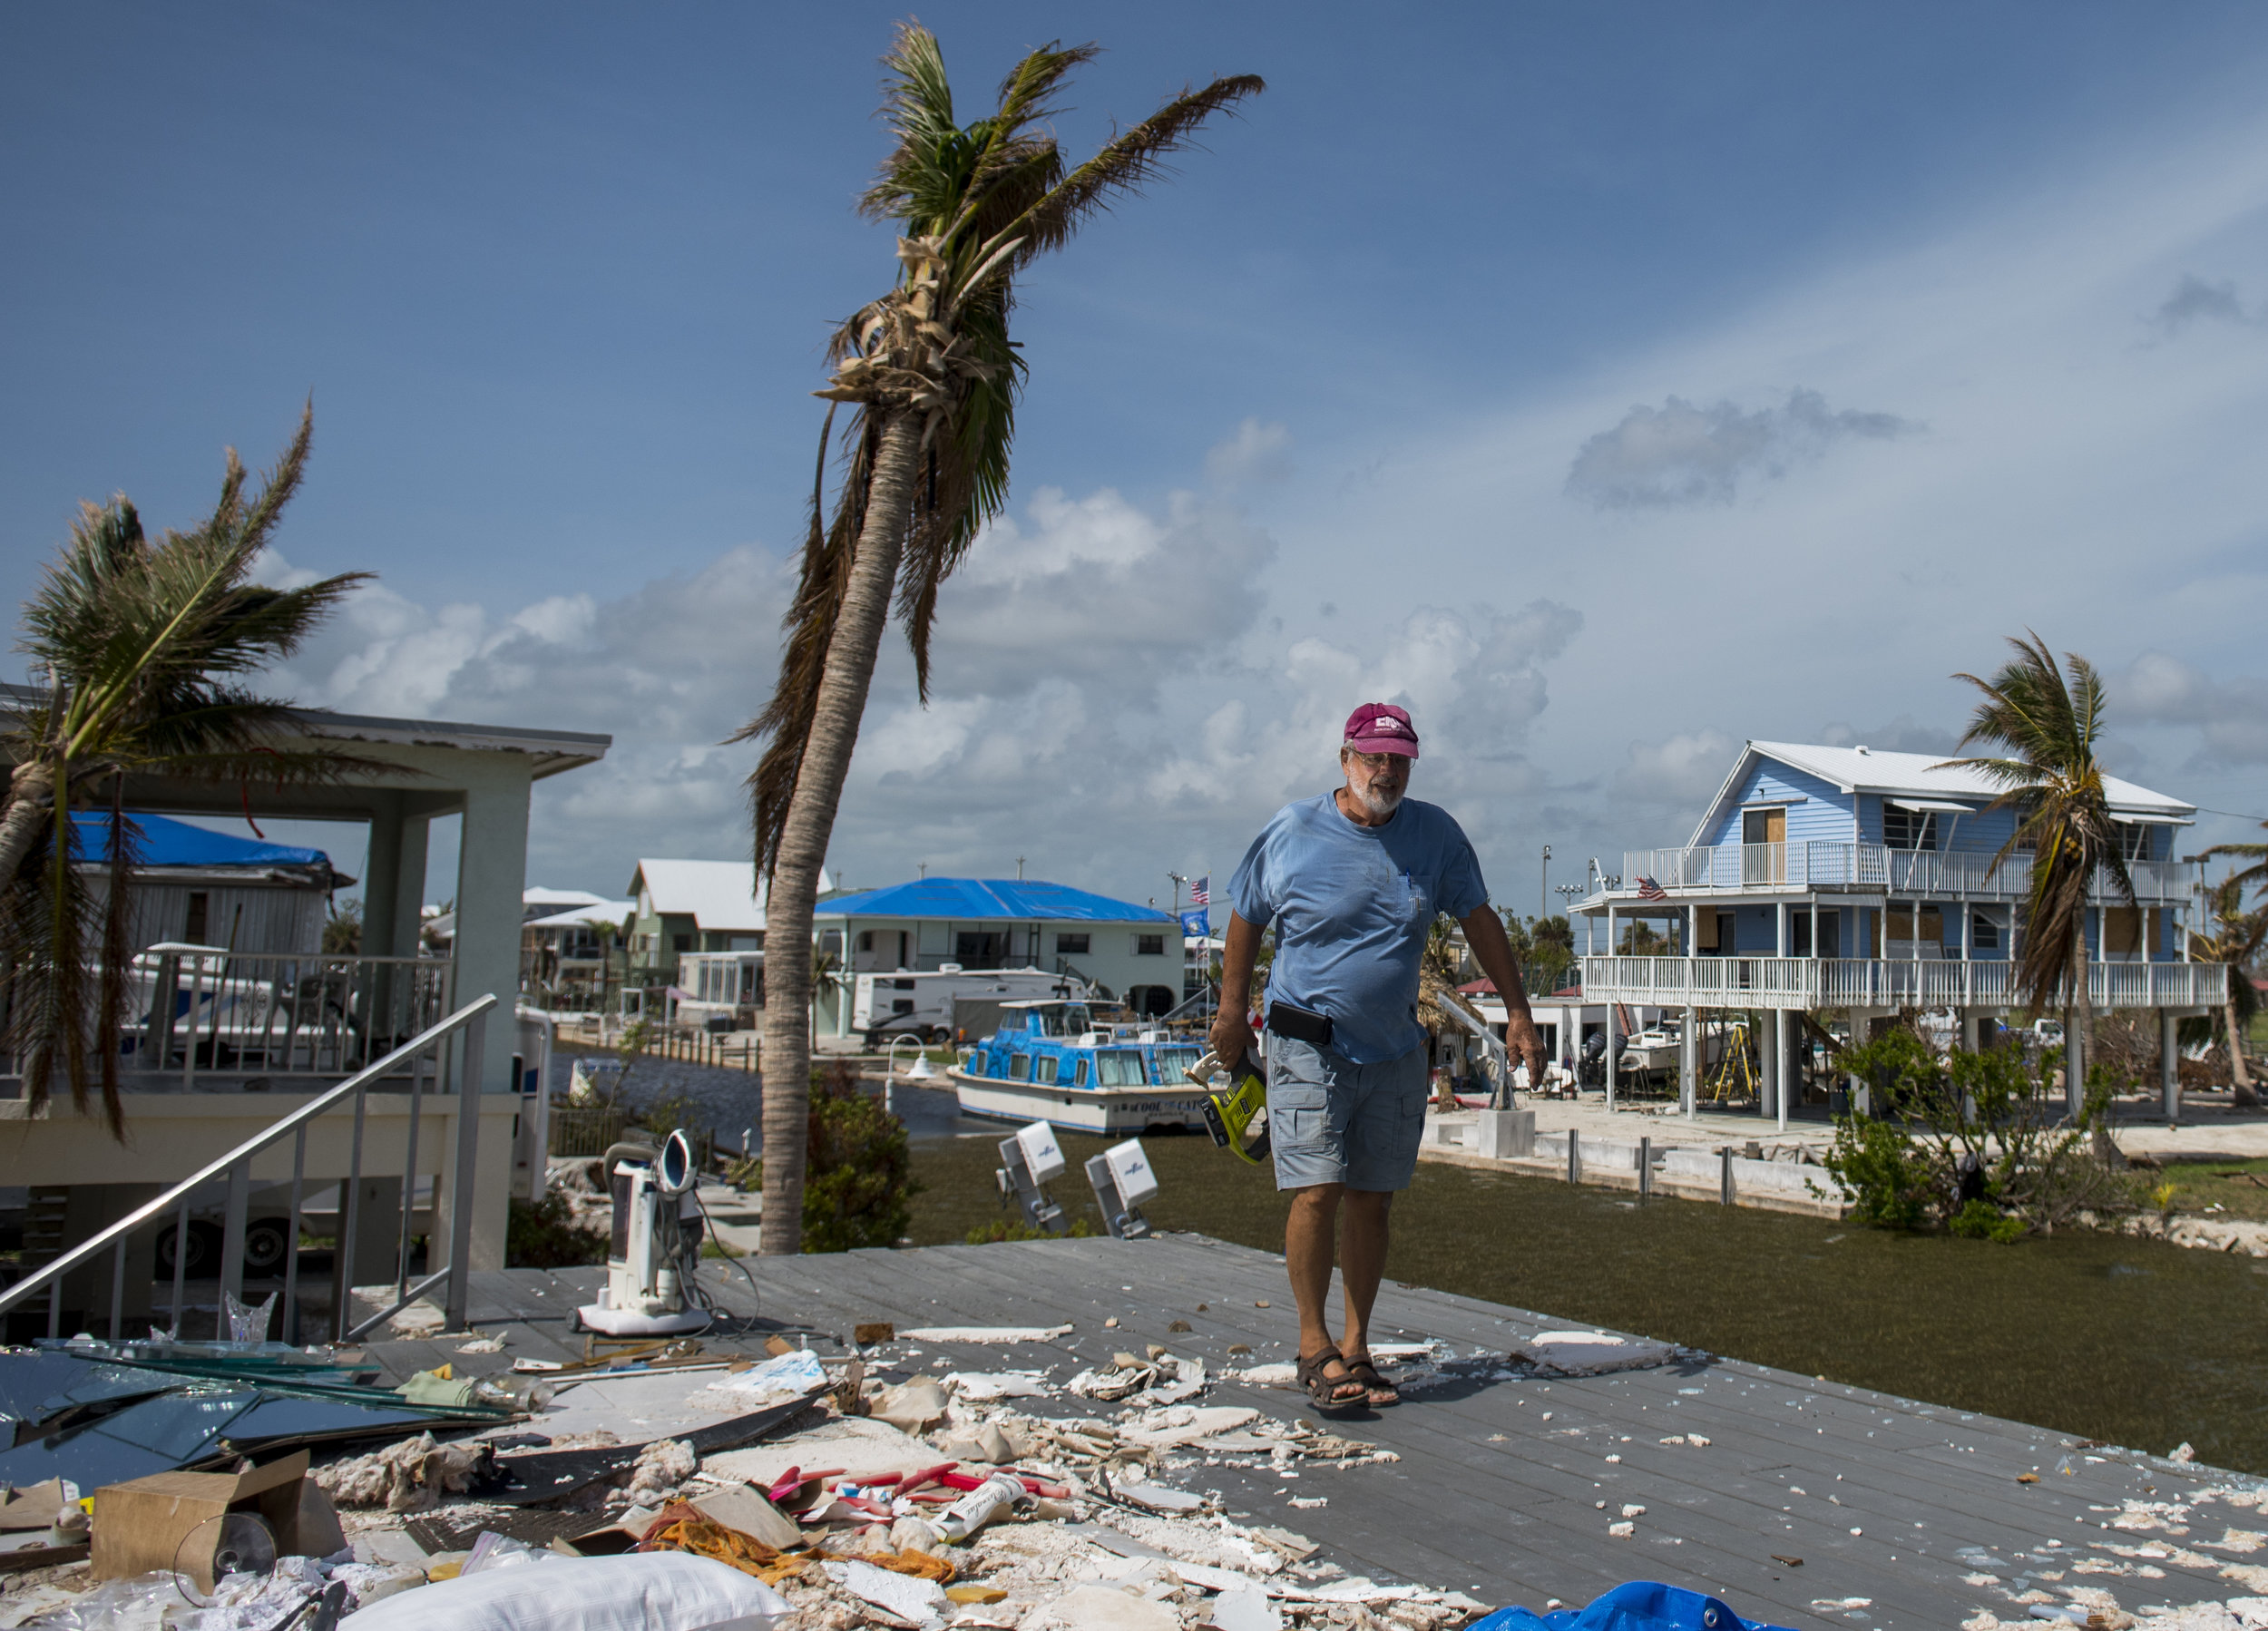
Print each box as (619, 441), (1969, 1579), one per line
(1343, 702), (1419, 759)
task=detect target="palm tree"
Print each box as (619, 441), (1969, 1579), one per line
(1937, 633), (2133, 1121)
(734, 26), (1262, 1254)
(2189, 869), (2268, 1104)
(1, 407), (377, 1134)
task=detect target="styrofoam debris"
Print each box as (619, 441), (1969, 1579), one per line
(899, 1325), (1074, 1343)
(825, 1557), (950, 1627)
(943, 1371), (1054, 1401)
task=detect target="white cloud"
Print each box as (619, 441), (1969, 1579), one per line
(259, 473), (1585, 904)
(1564, 389), (1921, 509)
(2119, 652), (2268, 764)
(1205, 418), (1294, 487)
(1612, 730), (1740, 806)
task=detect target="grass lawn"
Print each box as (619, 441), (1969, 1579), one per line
(906, 1128), (2268, 1473)
(2157, 1156), (2268, 1223)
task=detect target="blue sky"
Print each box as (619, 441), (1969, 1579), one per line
(5, 2), (2268, 910)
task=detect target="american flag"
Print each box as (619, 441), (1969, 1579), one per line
(1189, 874), (1211, 905)
(1636, 875), (1667, 903)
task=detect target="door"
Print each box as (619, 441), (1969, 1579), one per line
(1742, 808), (1787, 883)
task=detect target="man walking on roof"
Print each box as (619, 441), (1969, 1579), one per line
(1211, 703), (1547, 1411)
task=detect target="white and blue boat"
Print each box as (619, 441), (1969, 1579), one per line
(949, 1000), (1214, 1135)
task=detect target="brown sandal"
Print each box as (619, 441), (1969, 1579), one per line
(1342, 1354), (1400, 1407)
(1295, 1345), (1368, 1413)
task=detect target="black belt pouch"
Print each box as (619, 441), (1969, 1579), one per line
(1266, 1001), (1334, 1049)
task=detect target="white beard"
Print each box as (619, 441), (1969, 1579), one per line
(1350, 781), (1404, 820)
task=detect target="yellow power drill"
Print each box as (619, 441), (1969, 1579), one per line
(1185, 1047), (1270, 1165)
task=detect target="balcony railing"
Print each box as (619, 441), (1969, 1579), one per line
(1579, 955), (2227, 1011)
(0, 993), (497, 1343)
(1618, 844), (2193, 903)
(120, 946), (455, 1090)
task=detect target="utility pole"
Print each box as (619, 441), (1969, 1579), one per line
(1168, 873), (1187, 916)
(1540, 845), (1551, 924)
(1016, 856), (1026, 881)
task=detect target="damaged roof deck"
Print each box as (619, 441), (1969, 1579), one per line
(363, 1235), (2249, 1631)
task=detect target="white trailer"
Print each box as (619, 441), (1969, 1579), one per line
(852, 966), (1083, 1043)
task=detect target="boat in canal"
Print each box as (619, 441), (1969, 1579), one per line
(949, 1000), (1214, 1134)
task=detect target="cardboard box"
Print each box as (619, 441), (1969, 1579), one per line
(92, 1450), (347, 1592)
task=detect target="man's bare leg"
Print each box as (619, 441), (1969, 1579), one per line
(1286, 1184), (1363, 1403)
(1335, 1188), (1393, 1362)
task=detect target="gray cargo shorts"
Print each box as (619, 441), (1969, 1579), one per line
(1266, 1034), (1430, 1193)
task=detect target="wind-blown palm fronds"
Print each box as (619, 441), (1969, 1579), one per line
(2188, 874), (2267, 1103)
(734, 26), (1261, 1253)
(1, 406), (385, 1134)
(2198, 821), (2268, 1103)
(1936, 632), (2133, 1119)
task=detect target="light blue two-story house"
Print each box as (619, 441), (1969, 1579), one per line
(1574, 740), (2225, 1125)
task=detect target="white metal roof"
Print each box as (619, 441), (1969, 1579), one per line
(1687, 740), (2195, 845)
(525, 899), (634, 930)
(625, 859), (835, 933)
(524, 886), (610, 909)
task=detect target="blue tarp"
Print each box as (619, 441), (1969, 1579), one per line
(816, 877), (1177, 924)
(67, 811), (332, 872)
(1474, 1583), (1797, 1631)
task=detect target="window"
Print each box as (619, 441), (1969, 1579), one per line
(1972, 913), (2000, 951)
(1038, 1057), (1059, 1085)
(891, 999), (914, 1016)
(1074, 1059), (1090, 1087)
(893, 978), (916, 990)
(2116, 823), (2155, 861)
(1056, 933), (1090, 955)
(1095, 1050), (1148, 1087)
(183, 892), (210, 945)
(1882, 806), (1938, 851)
(1009, 1053), (1031, 1081)
(1155, 1046), (1201, 1082)
(966, 1052), (987, 1078)
(1134, 934), (1166, 956)
(672, 933), (692, 952)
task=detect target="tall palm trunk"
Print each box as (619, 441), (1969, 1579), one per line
(2063, 923), (2086, 1121)
(0, 764), (57, 886)
(2225, 996), (2257, 1107)
(758, 413), (923, 1255)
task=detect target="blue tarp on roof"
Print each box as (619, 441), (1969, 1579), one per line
(816, 878), (1176, 924)
(68, 811), (333, 872)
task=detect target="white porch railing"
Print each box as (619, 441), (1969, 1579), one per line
(1579, 955), (2227, 1012)
(122, 947), (454, 1089)
(1619, 844), (2193, 903)
(1, 993), (496, 1343)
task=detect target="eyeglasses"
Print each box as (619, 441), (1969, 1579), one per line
(1344, 750), (1406, 771)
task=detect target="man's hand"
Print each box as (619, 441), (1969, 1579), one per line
(1209, 1007), (1257, 1073)
(1458, 903), (1549, 1091)
(1210, 912), (1265, 1072)
(1505, 1007), (1548, 1088)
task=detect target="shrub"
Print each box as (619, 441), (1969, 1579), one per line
(801, 1063), (920, 1253)
(506, 1193), (607, 1269)
(1949, 1198), (2025, 1243)
(966, 1215), (1099, 1244)
(1816, 1023), (2146, 1237)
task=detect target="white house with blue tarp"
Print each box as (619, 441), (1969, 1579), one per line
(73, 809), (348, 957)
(1571, 739), (2226, 1127)
(812, 877), (1185, 1024)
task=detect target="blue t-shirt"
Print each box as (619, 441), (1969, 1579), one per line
(1228, 793), (1490, 1064)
